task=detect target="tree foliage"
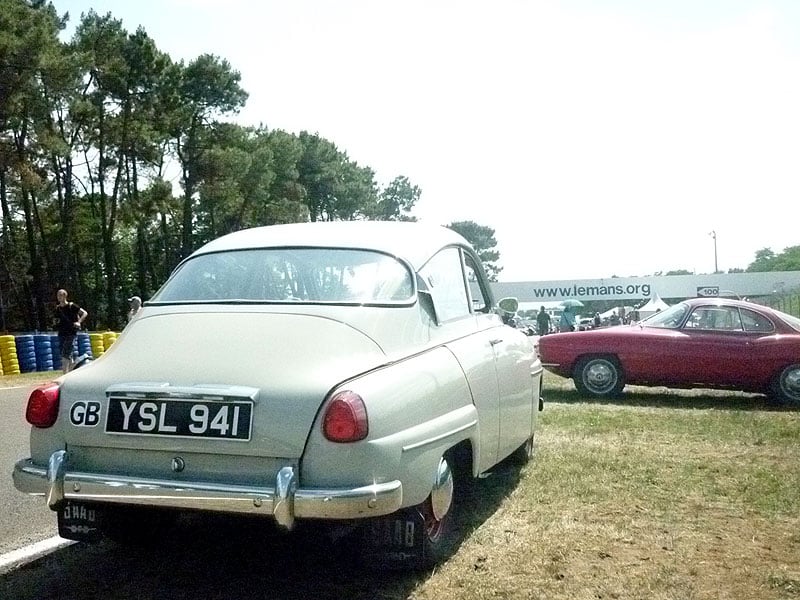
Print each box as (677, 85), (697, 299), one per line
(0, 1), (420, 331)
(446, 220), (502, 281)
(747, 246), (800, 272)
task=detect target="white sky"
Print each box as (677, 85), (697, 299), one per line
(57, 0), (800, 281)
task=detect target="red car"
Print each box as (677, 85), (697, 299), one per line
(538, 298), (800, 404)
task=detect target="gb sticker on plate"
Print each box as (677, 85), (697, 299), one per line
(69, 401), (102, 427)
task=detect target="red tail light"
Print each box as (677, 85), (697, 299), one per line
(26, 383), (61, 428)
(323, 390), (368, 443)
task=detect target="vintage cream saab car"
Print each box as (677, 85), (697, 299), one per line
(14, 221), (543, 568)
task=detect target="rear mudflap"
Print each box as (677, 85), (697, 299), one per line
(360, 509), (426, 568)
(57, 501), (105, 543)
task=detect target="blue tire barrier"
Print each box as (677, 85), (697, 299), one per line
(77, 332), (93, 358)
(15, 336), (36, 373)
(50, 335), (62, 370)
(33, 334), (52, 371)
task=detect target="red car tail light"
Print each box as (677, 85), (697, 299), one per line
(26, 383), (61, 428)
(323, 390), (368, 443)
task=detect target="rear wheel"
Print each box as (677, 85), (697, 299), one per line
(574, 356), (625, 398)
(771, 364), (800, 406)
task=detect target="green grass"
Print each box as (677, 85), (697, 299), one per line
(412, 374), (800, 600)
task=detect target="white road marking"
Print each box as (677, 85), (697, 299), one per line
(0, 536), (74, 575)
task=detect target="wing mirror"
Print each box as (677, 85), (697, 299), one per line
(497, 297), (519, 326)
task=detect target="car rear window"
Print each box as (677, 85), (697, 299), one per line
(151, 248), (414, 304)
(773, 308), (800, 332)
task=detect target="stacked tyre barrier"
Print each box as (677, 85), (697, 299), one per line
(0, 332), (119, 376)
(50, 334), (62, 371)
(1, 335), (20, 375)
(77, 332), (92, 358)
(15, 335), (36, 373)
(90, 333), (105, 357)
(34, 334), (54, 371)
(102, 331), (118, 351)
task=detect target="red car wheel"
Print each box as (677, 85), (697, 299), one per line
(772, 364), (800, 405)
(574, 356), (625, 398)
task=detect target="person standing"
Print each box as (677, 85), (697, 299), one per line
(55, 288), (88, 373)
(536, 306), (552, 336)
(127, 296), (142, 322)
(559, 306), (576, 332)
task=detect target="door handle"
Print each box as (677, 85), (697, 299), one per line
(489, 338), (503, 346)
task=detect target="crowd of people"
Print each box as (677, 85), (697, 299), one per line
(534, 305), (641, 336)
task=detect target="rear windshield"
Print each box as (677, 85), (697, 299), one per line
(775, 308), (800, 331)
(151, 248), (414, 304)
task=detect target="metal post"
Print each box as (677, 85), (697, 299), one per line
(709, 230), (718, 273)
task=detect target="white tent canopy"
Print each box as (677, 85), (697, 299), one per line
(599, 305), (634, 320)
(637, 293), (670, 318)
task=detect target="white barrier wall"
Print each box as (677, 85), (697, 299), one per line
(491, 271), (800, 303)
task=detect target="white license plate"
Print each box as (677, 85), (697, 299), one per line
(105, 397), (253, 441)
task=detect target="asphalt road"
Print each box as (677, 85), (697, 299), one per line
(0, 385), (59, 555)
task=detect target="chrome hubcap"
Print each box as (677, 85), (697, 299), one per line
(585, 360), (616, 393)
(782, 366), (800, 401)
(430, 458), (454, 521)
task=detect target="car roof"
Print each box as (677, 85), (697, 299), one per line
(190, 233), (785, 318)
(189, 221), (471, 271)
(680, 297), (770, 311)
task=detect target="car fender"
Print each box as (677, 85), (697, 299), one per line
(301, 345), (481, 508)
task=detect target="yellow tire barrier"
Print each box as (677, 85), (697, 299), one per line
(90, 332), (105, 356)
(0, 334), (20, 374)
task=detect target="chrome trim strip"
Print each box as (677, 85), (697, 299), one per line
(13, 457), (402, 523)
(401, 420), (477, 453)
(105, 383), (260, 402)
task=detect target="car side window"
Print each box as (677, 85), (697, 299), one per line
(686, 307), (743, 331)
(740, 309), (775, 333)
(419, 247), (470, 322)
(463, 254), (490, 313)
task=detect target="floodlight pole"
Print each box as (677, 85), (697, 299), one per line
(709, 230), (718, 273)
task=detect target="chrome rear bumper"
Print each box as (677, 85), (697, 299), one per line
(13, 451), (402, 530)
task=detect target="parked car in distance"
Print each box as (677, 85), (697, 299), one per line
(538, 297), (800, 404)
(577, 317), (594, 331)
(13, 221), (543, 570)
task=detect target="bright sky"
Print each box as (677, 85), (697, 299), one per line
(57, 0), (800, 281)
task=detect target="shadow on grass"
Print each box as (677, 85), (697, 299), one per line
(544, 383), (797, 412)
(0, 466), (524, 600)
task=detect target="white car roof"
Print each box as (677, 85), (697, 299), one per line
(190, 221), (472, 271)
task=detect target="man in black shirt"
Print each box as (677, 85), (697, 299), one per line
(536, 306), (551, 336)
(55, 288), (88, 373)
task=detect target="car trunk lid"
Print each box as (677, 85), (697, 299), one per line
(57, 311), (386, 481)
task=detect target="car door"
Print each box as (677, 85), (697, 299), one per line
(463, 253), (534, 462)
(419, 246), (502, 472)
(678, 305), (755, 386)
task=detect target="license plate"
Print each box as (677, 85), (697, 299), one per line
(58, 501), (104, 543)
(105, 397), (253, 441)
